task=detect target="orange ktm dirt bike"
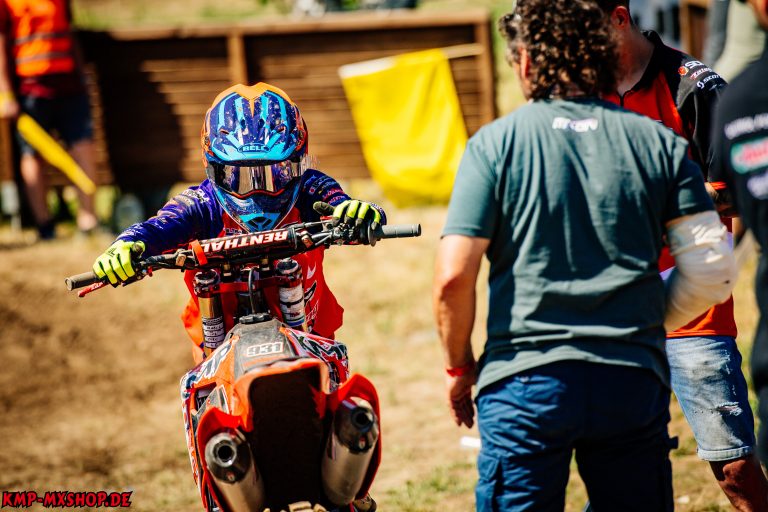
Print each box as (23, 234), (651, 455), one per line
(65, 206), (421, 512)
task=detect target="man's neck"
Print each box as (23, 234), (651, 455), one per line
(617, 29), (655, 96)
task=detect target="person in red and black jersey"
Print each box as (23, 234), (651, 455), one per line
(599, 1), (768, 509)
(711, 0), (768, 475)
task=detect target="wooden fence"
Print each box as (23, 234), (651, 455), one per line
(70, 9), (495, 192)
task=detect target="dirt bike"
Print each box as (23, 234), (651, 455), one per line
(65, 204), (421, 512)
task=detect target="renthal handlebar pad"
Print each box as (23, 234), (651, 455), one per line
(378, 224), (422, 238)
(65, 271), (100, 291)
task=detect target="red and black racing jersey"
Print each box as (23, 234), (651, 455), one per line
(605, 31), (736, 339)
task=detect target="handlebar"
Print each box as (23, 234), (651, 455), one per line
(379, 224), (422, 239)
(65, 272), (102, 291)
(65, 220), (421, 292)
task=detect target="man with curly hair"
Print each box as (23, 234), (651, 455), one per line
(598, 2), (768, 509)
(434, 0), (736, 509)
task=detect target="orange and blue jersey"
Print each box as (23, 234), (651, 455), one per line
(605, 31), (736, 339)
(117, 169), (375, 346)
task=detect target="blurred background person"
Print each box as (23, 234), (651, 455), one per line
(713, 0), (766, 81)
(705, 0), (730, 64)
(711, 0), (768, 471)
(433, 0), (736, 509)
(599, 1), (768, 509)
(0, 0), (98, 240)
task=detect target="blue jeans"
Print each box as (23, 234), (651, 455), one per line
(667, 335), (756, 461)
(475, 361), (673, 512)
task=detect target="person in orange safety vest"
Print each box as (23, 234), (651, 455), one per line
(0, 0), (99, 239)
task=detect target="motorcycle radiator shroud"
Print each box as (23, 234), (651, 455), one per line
(180, 316), (381, 512)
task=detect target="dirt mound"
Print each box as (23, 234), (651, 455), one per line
(0, 235), (199, 509)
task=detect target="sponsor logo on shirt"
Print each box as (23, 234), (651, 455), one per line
(747, 170), (768, 199)
(678, 66), (688, 76)
(182, 189), (210, 204)
(724, 113), (768, 139)
(551, 117), (599, 132)
(731, 136), (768, 174)
(696, 74), (722, 90)
(689, 67), (712, 80)
(682, 60), (706, 70)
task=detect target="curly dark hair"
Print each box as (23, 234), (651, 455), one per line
(499, 0), (618, 100)
(595, 0), (630, 13)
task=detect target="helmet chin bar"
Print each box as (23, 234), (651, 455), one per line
(240, 212), (283, 232)
(213, 180), (301, 233)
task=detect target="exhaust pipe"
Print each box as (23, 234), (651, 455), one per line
(321, 398), (379, 505)
(205, 430), (266, 512)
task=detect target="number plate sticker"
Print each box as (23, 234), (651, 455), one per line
(245, 342), (284, 358)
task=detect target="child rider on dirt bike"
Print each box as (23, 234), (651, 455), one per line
(91, 82), (386, 363)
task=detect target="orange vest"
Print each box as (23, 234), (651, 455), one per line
(4, 0), (75, 77)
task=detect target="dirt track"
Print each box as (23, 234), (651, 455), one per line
(0, 199), (758, 511)
(0, 233), (200, 509)
(0, 204), (477, 512)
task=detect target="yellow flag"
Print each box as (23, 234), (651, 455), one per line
(340, 49), (467, 207)
(17, 113), (96, 195)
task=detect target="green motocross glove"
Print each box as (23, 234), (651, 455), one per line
(92, 240), (146, 285)
(333, 199), (382, 228)
(332, 199), (384, 245)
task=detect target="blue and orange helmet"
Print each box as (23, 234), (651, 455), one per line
(202, 83), (310, 232)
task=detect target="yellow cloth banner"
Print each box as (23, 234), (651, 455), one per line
(340, 49), (467, 207)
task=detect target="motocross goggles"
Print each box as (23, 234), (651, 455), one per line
(206, 159), (305, 198)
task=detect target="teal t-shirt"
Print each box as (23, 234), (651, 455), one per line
(443, 98), (715, 391)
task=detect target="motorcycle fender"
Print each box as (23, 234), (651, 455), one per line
(232, 358), (330, 431)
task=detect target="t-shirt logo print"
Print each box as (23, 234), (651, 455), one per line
(551, 117), (599, 132)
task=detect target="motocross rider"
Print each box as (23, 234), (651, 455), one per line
(91, 83), (386, 361)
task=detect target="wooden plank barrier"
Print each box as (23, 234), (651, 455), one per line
(75, 9), (495, 188)
(680, 0), (710, 59)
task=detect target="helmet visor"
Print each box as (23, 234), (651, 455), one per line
(206, 160), (304, 198)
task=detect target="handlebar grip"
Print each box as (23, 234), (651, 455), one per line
(378, 224), (422, 239)
(65, 272), (100, 291)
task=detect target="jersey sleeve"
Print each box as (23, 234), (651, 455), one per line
(442, 131), (498, 239)
(301, 169), (350, 207)
(677, 64), (727, 179)
(708, 94), (735, 190)
(295, 169), (350, 222)
(665, 138), (717, 223)
(117, 180), (224, 256)
(296, 169), (386, 224)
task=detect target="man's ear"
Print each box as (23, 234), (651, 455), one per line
(520, 47), (530, 80)
(516, 47), (532, 99)
(611, 5), (632, 29)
